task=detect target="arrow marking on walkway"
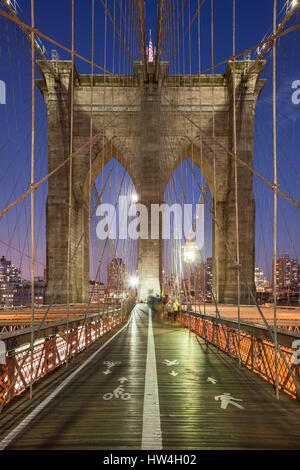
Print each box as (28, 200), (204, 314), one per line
(170, 371), (178, 377)
(118, 377), (128, 384)
(207, 377), (217, 384)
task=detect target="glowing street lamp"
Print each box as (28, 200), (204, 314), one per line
(183, 242), (196, 263)
(128, 275), (138, 301)
(131, 193), (138, 203)
(183, 241), (197, 308)
(288, 0), (299, 11)
(129, 276), (138, 288)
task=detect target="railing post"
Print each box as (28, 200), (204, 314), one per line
(6, 356), (14, 402)
(251, 335), (254, 372)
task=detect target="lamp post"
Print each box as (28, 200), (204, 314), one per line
(183, 241), (196, 311)
(128, 275), (138, 301)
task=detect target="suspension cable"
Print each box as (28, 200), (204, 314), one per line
(273, 0), (279, 400)
(232, 0), (241, 367)
(154, 0), (164, 82)
(138, 0), (147, 82)
(66, 0), (75, 364)
(29, 0), (35, 401)
(0, 7), (112, 75)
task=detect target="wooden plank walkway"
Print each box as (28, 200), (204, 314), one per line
(1, 304), (300, 450)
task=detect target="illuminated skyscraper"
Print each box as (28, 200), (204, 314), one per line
(107, 257), (126, 296)
(274, 254), (299, 292)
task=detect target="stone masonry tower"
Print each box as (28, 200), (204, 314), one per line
(37, 59), (265, 305)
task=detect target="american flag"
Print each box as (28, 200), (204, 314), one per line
(148, 30), (154, 62)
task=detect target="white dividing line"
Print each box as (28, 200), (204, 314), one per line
(141, 308), (162, 450)
(0, 314), (133, 450)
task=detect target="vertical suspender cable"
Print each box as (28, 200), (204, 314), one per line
(123, 1), (126, 84)
(89, 0), (95, 309)
(188, 0), (191, 77)
(90, 0), (95, 210)
(66, 0), (75, 363)
(182, 2), (188, 306)
(155, 0), (164, 83)
(188, 0), (194, 311)
(198, 0), (206, 316)
(30, 0), (35, 400)
(138, 0), (147, 82)
(273, 0), (279, 400)
(232, 0), (241, 367)
(211, 0), (218, 303)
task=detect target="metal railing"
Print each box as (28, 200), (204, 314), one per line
(178, 310), (300, 401)
(0, 299), (134, 407)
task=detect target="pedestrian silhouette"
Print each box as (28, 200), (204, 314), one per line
(214, 393), (244, 410)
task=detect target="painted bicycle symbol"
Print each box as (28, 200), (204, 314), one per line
(102, 385), (131, 401)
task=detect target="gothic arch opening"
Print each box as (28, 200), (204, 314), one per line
(88, 156), (138, 303)
(163, 156), (213, 305)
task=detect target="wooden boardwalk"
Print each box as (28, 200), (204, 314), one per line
(1, 304), (300, 450)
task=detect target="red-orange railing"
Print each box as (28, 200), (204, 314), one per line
(178, 311), (300, 401)
(0, 301), (134, 407)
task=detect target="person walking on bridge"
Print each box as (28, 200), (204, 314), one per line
(173, 299), (180, 323)
(166, 298), (173, 322)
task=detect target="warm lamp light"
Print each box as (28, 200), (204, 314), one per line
(129, 276), (138, 287)
(183, 243), (196, 263)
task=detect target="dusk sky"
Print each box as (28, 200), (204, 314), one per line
(0, 0), (299, 284)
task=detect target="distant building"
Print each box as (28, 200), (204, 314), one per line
(163, 272), (177, 297)
(0, 256), (21, 283)
(0, 282), (15, 306)
(0, 257), (45, 307)
(263, 277), (271, 289)
(13, 278), (45, 306)
(107, 257), (126, 296)
(255, 267), (265, 289)
(89, 280), (106, 303)
(190, 264), (204, 300)
(186, 257), (213, 302)
(0, 256), (22, 306)
(205, 258), (213, 299)
(274, 254), (299, 292)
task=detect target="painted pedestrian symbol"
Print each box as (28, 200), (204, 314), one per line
(102, 385), (131, 401)
(163, 359), (179, 367)
(214, 393), (245, 410)
(207, 377), (217, 384)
